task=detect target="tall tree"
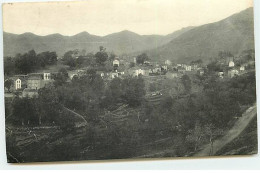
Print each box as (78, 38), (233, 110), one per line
(4, 79), (13, 92)
(136, 53), (149, 65)
(95, 47), (108, 65)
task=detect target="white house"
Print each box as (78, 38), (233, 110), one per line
(161, 65), (168, 71)
(191, 64), (198, 70)
(185, 65), (192, 71)
(44, 73), (51, 80)
(229, 61), (235, 67)
(133, 57), (137, 64)
(165, 60), (172, 65)
(111, 72), (119, 79)
(113, 59), (120, 67)
(228, 69), (239, 78)
(134, 69), (145, 76)
(15, 79), (22, 90)
(240, 66), (245, 71)
(218, 72), (224, 78)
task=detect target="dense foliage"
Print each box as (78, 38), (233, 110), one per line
(4, 50), (57, 75)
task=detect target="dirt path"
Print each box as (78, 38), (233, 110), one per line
(62, 106), (88, 127)
(194, 104), (257, 157)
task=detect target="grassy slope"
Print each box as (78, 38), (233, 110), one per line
(215, 116), (258, 156)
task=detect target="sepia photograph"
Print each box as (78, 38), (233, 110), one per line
(2, 0), (257, 163)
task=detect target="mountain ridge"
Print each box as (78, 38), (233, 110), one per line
(145, 7), (254, 63)
(3, 7), (254, 62)
(3, 27), (195, 57)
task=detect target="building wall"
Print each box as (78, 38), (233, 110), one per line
(27, 79), (43, 90)
(22, 91), (38, 98)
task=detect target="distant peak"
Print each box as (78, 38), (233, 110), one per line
(120, 30), (137, 34)
(21, 32), (37, 36)
(73, 31), (90, 36)
(46, 33), (64, 37)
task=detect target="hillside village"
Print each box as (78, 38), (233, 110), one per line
(3, 6), (257, 163)
(5, 48), (255, 99)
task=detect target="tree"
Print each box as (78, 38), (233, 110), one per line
(218, 51), (233, 59)
(63, 50), (77, 68)
(38, 86), (61, 124)
(4, 57), (15, 76)
(5, 79), (13, 92)
(204, 124), (223, 155)
(136, 53), (149, 65)
(109, 53), (116, 61)
(36, 51), (57, 67)
(181, 75), (192, 94)
(95, 47), (108, 65)
(129, 62), (135, 68)
(53, 68), (69, 87)
(207, 61), (222, 73)
(122, 76), (146, 107)
(11, 97), (38, 125)
(14, 50), (37, 74)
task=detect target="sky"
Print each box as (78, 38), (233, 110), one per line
(2, 0), (253, 36)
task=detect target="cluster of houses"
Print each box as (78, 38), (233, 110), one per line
(7, 72), (53, 98)
(5, 54), (253, 99)
(217, 57), (247, 78)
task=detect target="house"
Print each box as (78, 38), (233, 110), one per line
(228, 69), (239, 78)
(228, 61), (235, 67)
(177, 66), (186, 74)
(185, 65), (192, 71)
(113, 59), (120, 67)
(165, 60), (172, 65)
(68, 69), (86, 80)
(134, 69), (145, 76)
(218, 71), (224, 78)
(181, 64), (187, 68)
(27, 74), (44, 90)
(22, 88), (39, 98)
(118, 71), (125, 76)
(240, 65), (245, 71)
(111, 72), (119, 79)
(149, 66), (162, 75)
(96, 71), (105, 79)
(13, 75), (28, 91)
(27, 73), (53, 90)
(161, 65), (168, 71)
(191, 64), (198, 71)
(144, 61), (150, 65)
(166, 72), (178, 79)
(133, 57), (137, 64)
(128, 67), (148, 76)
(198, 69), (205, 76)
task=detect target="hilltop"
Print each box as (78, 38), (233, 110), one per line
(146, 7), (254, 63)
